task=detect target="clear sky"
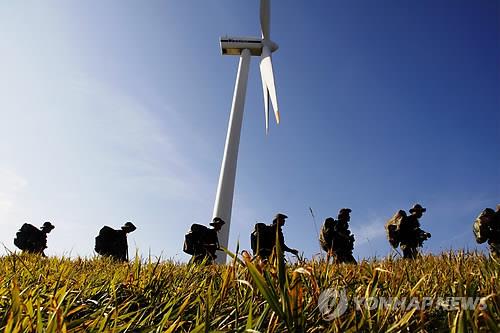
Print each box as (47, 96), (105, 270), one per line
(1, 1), (499, 262)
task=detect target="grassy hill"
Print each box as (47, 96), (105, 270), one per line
(0, 251), (498, 332)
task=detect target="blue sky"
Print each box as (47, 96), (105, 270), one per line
(0, 1), (498, 261)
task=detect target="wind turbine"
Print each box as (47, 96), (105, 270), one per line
(213, 0), (280, 263)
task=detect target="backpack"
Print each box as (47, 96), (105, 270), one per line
(14, 223), (45, 252)
(473, 208), (495, 244)
(250, 223), (274, 255)
(183, 224), (210, 255)
(95, 226), (118, 256)
(320, 219), (354, 254)
(385, 210), (407, 248)
(319, 218), (337, 252)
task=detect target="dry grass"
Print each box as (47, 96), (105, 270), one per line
(0, 250), (498, 332)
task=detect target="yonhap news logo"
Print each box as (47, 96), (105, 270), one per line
(318, 288), (348, 320)
(318, 289), (487, 321)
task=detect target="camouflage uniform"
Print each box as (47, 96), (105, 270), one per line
(396, 204), (431, 259)
(473, 205), (500, 261)
(320, 209), (356, 264)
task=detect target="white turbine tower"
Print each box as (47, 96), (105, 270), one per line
(213, 0), (280, 263)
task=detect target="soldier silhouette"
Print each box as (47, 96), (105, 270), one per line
(473, 204), (500, 261)
(95, 222), (136, 261)
(184, 217), (225, 264)
(319, 208), (356, 264)
(271, 213), (299, 257)
(386, 204), (431, 259)
(14, 221), (55, 256)
(251, 213), (298, 260)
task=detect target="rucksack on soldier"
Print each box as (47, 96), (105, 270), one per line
(14, 223), (44, 251)
(250, 223), (274, 255)
(473, 208), (495, 244)
(183, 224), (210, 255)
(385, 210), (407, 248)
(319, 218), (337, 252)
(95, 226), (117, 255)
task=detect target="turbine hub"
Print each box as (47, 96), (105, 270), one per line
(263, 39), (279, 52)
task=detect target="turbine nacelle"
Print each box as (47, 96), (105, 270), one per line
(220, 36), (278, 56)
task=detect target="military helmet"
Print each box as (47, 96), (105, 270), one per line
(272, 213), (288, 224)
(41, 221), (55, 232)
(409, 204), (426, 213)
(210, 217), (225, 227)
(121, 222), (137, 232)
(338, 208), (352, 215)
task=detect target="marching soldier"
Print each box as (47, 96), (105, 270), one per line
(183, 217), (225, 264)
(95, 222), (137, 261)
(14, 221), (55, 256)
(271, 213), (299, 257)
(251, 213), (299, 260)
(473, 204), (500, 261)
(386, 203), (431, 259)
(319, 208), (356, 264)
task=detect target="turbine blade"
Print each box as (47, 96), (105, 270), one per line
(260, 74), (270, 133)
(260, 45), (279, 124)
(260, 0), (270, 40)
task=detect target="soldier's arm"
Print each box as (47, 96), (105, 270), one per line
(283, 244), (298, 255)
